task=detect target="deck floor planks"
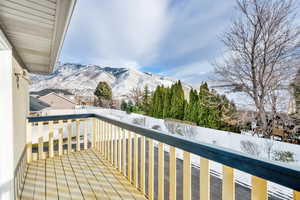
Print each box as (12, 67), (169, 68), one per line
(34, 160), (46, 200)
(20, 149), (146, 200)
(21, 160), (37, 200)
(53, 156), (72, 199)
(45, 158), (58, 200)
(61, 155), (83, 200)
(83, 151), (123, 200)
(90, 150), (144, 200)
(77, 151), (110, 199)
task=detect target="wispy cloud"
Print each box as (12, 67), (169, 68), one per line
(61, 0), (237, 83)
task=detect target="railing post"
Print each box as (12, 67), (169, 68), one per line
(49, 121), (54, 158)
(84, 120), (88, 150)
(158, 142), (164, 200)
(26, 120), (32, 163)
(148, 138), (154, 200)
(67, 119), (72, 153)
(133, 133), (138, 187)
(200, 157), (210, 200)
(222, 165), (235, 200)
(76, 119), (80, 152)
(140, 136), (146, 195)
(251, 176), (267, 200)
(183, 151), (191, 200)
(169, 146), (176, 200)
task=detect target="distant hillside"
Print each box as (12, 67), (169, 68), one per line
(30, 63), (193, 99)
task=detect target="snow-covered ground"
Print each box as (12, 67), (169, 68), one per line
(33, 108), (300, 199)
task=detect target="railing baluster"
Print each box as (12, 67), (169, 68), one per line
(140, 136), (146, 195)
(118, 127), (122, 172)
(169, 146), (176, 200)
(110, 124), (114, 164)
(158, 142), (164, 200)
(183, 151), (191, 200)
(200, 157), (210, 200)
(49, 121), (54, 158)
(76, 119), (80, 152)
(38, 136), (43, 160)
(101, 120), (104, 155)
(99, 120), (101, 151)
(133, 133), (138, 187)
(95, 119), (99, 151)
(84, 120), (88, 150)
(251, 176), (267, 200)
(114, 126), (118, 168)
(58, 126), (63, 156)
(148, 138), (154, 200)
(26, 120), (32, 163)
(49, 131), (54, 158)
(108, 123), (112, 162)
(105, 122), (108, 160)
(97, 119), (100, 151)
(67, 119), (72, 153)
(222, 165), (235, 200)
(127, 130), (132, 182)
(294, 191), (300, 200)
(38, 121), (43, 160)
(122, 128), (127, 176)
(92, 118), (96, 148)
(99, 120), (102, 152)
(102, 120), (105, 155)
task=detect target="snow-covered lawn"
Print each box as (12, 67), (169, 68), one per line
(35, 108), (300, 199)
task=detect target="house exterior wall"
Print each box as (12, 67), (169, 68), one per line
(0, 50), (29, 200)
(39, 93), (76, 110)
(12, 57), (29, 167)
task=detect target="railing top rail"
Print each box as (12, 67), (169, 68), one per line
(28, 113), (300, 191)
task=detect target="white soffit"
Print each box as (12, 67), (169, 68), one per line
(0, 0), (76, 74)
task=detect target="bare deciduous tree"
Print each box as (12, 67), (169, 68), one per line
(127, 87), (144, 106)
(214, 0), (300, 137)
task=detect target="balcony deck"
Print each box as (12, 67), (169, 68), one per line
(20, 149), (146, 200)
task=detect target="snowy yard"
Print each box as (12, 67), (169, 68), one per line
(35, 107), (300, 199)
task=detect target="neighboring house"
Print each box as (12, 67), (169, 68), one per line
(30, 88), (74, 99)
(29, 96), (50, 112)
(0, 1), (75, 199)
(38, 92), (76, 110)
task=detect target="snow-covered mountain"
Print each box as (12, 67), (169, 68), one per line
(30, 63), (193, 99)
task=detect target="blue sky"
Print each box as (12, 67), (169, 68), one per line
(60, 0), (238, 86)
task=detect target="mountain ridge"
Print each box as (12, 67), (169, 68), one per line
(30, 63), (193, 99)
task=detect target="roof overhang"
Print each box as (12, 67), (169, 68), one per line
(0, 0), (76, 74)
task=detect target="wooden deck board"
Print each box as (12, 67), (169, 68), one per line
(20, 149), (147, 200)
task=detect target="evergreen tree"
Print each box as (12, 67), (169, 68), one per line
(120, 100), (127, 111)
(170, 81), (185, 120)
(142, 85), (150, 112)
